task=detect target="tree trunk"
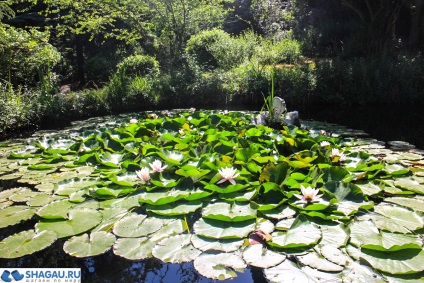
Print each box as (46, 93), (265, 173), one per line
(409, 0), (424, 48)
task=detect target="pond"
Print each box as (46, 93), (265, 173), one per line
(0, 109), (423, 283)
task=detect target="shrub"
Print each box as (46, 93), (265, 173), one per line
(116, 55), (160, 78)
(254, 39), (302, 65)
(0, 26), (61, 87)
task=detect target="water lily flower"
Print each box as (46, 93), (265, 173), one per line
(130, 118), (138, 124)
(150, 113), (158, 119)
(330, 148), (347, 162)
(179, 129), (185, 136)
(320, 141), (331, 147)
(217, 167), (240, 185)
(135, 167), (150, 182)
(294, 185), (323, 203)
(149, 159), (168, 173)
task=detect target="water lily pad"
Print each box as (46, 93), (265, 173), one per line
(193, 251), (247, 280)
(36, 199), (76, 219)
(35, 208), (102, 238)
(27, 194), (64, 207)
(202, 201), (257, 222)
(342, 261), (386, 283)
(152, 234), (201, 263)
(350, 220), (422, 251)
(298, 251), (344, 272)
(0, 230), (57, 259)
(346, 245), (424, 275)
(361, 203), (424, 233)
(147, 201), (203, 216)
(149, 219), (185, 242)
(0, 205), (35, 228)
(271, 216), (322, 249)
(394, 178), (424, 194)
(113, 214), (164, 237)
(318, 223), (349, 248)
(113, 237), (156, 260)
(64, 231), (116, 257)
(384, 197), (424, 213)
(242, 245), (286, 268)
(56, 178), (101, 196)
(264, 260), (317, 283)
(191, 235), (244, 252)
(193, 218), (256, 239)
(260, 205), (296, 220)
(320, 244), (351, 266)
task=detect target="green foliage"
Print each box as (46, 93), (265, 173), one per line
(0, 26), (61, 87)
(117, 55), (160, 78)
(254, 38), (302, 65)
(314, 54), (424, 105)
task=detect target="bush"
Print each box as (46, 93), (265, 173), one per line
(185, 29), (233, 70)
(0, 26), (61, 87)
(314, 54), (424, 105)
(254, 38), (302, 65)
(116, 55), (160, 78)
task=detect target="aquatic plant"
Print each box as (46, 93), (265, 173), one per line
(0, 110), (423, 281)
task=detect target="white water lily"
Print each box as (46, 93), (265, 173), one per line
(179, 129), (185, 136)
(130, 118), (138, 124)
(150, 113), (158, 119)
(135, 167), (150, 182)
(217, 167), (240, 185)
(294, 185), (323, 203)
(149, 159), (168, 173)
(330, 148), (347, 162)
(320, 141), (331, 147)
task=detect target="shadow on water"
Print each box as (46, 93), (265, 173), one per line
(293, 103), (424, 149)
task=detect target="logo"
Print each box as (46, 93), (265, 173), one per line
(1, 270), (24, 282)
(0, 269), (81, 283)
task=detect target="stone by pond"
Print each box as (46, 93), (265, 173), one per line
(0, 110), (423, 282)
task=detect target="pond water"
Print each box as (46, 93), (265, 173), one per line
(1, 109), (423, 283)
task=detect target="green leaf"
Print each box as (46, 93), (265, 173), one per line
(384, 197), (424, 213)
(270, 215), (322, 248)
(0, 206), (35, 228)
(242, 245), (286, 268)
(202, 201), (257, 222)
(360, 203), (424, 233)
(0, 230), (57, 259)
(152, 234), (201, 263)
(147, 201), (203, 216)
(113, 237), (156, 260)
(298, 251), (344, 272)
(193, 218), (256, 239)
(346, 245), (424, 274)
(193, 251), (247, 280)
(36, 199), (76, 219)
(113, 214), (164, 237)
(64, 231), (116, 257)
(35, 208), (102, 238)
(190, 235), (244, 252)
(350, 220), (422, 251)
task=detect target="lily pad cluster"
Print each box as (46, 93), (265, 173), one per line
(0, 110), (423, 281)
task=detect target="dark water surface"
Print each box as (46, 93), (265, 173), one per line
(294, 103), (424, 149)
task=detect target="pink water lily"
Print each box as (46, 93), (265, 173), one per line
(135, 167), (151, 182)
(294, 185), (323, 203)
(149, 159), (168, 173)
(217, 167), (240, 185)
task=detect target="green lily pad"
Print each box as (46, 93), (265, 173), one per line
(35, 208), (102, 238)
(147, 201), (203, 216)
(242, 245), (286, 268)
(346, 245), (424, 275)
(113, 237), (156, 260)
(0, 230), (57, 259)
(193, 251), (247, 280)
(64, 231), (116, 257)
(36, 199), (76, 219)
(271, 215), (322, 249)
(191, 235), (244, 252)
(193, 218), (256, 239)
(202, 201), (257, 222)
(298, 251), (344, 272)
(113, 214), (164, 237)
(384, 197), (424, 213)
(0, 205), (35, 228)
(350, 220), (422, 251)
(152, 234), (201, 263)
